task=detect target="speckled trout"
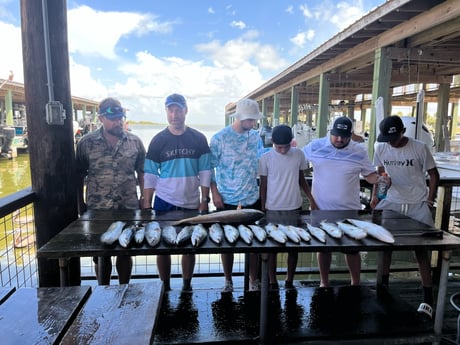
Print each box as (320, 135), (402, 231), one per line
(101, 221), (126, 245)
(145, 221), (162, 247)
(346, 219), (395, 244)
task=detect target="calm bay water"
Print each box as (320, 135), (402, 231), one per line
(0, 124), (223, 198)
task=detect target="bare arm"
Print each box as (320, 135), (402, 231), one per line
(76, 173), (87, 215)
(199, 186), (210, 213)
(259, 175), (267, 211)
(210, 181), (224, 210)
(299, 171), (318, 210)
(142, 188), (154, 209)
(370, 167), (385, 209)
(426, 167), (440, 207)
(136, 170), (145, 209)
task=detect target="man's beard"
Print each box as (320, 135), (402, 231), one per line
(107, 126), (123, 138)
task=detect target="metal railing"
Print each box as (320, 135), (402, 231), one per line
(0, 188), (37, 287)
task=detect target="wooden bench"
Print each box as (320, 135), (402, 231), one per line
(0, 287), (16, 305)
(0, 286), (91, 345)
(60, 281), (163, 345)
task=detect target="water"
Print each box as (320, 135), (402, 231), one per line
(0, 152), (31, 198)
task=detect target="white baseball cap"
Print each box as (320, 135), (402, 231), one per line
(233, 99), (264, 121)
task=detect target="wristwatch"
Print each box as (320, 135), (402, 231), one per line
(201, 196), (210, 203)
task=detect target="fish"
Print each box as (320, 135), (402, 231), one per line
(176, 225), (193, 245)
(191, 224), (208, 247)
(337, 221), (367, 240)
(100, 221), (126, 245)
(319, 221), (343, 239)
(209, 223), (224, 244)
(118, 224), (135, 248)
(265, 223), (287, 244)
(277, 224), (301, 243)
(248, 224), (267, 242)
(134, 226), (145, 244)
(288, 225), (311, 242)
(305, 223), (327, 243)
(223, 224), (239, 244)
(162, 225), (178, 245)
(238, 224), (254, 245)
(346, 218), (395, 244)
(171, 209), (265, 226)
(144, 221), (162, 247)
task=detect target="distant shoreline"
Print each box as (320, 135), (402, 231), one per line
(127, 122), (223, 129)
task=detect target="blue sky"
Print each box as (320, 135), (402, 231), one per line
(0, 0), (385, 125)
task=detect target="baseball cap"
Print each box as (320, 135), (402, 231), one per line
(377, 115), (404, 142)
(98, 97), (125, 119)
(233, 99), (264, 121)
(165, 93), (187, 109)
(271, 125), (293, 145)
(330, 117), (352, 137)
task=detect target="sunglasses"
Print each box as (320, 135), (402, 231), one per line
(99, 106), (124, 116)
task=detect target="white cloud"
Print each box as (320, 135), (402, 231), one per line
(208, 7), (215, 14)
(285, 6), (294, 14)
(300, 4), (313, 18)
(0, 21), (23, 82)
(230, 20), (246, 30)
(290, 30), (315, 48)
(112, 49), (268, 125)
(0, 4), (289, 125)
(196, 31), (286, 72)
(67, 5), (174, 59)
(330, 1), (366, 29)
(68, 57), (107, 100)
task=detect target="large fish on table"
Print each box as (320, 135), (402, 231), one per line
(134, 225), (145, 244)
(209, 223), (224, 244)
(176, 225), (193, 245)
(248, 224), (267, 242)
(346, 219), (395, 244)
(162, 225), (178, 246)
(288, 225), (311, 242)
(191, 224), (208, 247)
(305, 223), (326, 243)
(101, 221), (126, 245)
(171, 209), (265, 226)
(337, 221), (367, 240)
(118, 224), (135, 248)
(145, 221), (162, 247)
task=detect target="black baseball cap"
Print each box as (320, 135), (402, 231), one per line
(377, 116), (404, 142)
(330, 117), (352, 137)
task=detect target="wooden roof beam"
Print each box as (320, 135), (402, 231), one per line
(407, 16), (460, 47)
(247, 0), (460, 101)
(389, 47), (460, 64)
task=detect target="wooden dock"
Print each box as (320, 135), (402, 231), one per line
(152, 277), (460, 344)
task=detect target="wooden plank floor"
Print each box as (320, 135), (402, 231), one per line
(149, 276), (460, 345)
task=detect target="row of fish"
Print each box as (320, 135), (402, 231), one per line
(100, 221), (210, 248)
(100, 218), (395, 247)
(303, 219), (395, 244)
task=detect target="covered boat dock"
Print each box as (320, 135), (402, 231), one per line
(226, 0), (460, 155)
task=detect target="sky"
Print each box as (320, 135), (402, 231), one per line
(0, 0), (385, 126)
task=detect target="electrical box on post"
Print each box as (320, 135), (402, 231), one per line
(45, 101), (66, 125)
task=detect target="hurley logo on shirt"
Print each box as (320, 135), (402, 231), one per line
(383, 159), (415, 167)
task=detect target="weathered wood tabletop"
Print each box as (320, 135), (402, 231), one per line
(37, 209), (460, 258)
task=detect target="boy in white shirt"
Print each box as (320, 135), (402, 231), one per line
(259, 124), (317, 289)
